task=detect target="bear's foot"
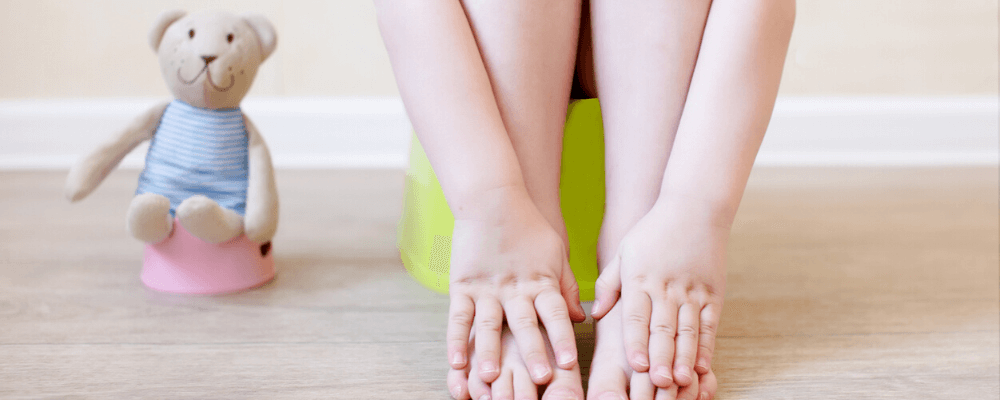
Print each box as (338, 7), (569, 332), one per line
(176, 195), (244, 244)
(127, 193), (174, 243)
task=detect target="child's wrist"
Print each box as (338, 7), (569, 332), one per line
(652, 191), (739, 233)
(449, 181), (533, 222)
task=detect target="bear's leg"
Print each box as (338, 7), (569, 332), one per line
(127, 193), (174, 243)
(176, 195), (244, 244)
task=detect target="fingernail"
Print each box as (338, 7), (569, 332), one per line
(676, 365), (692, 381)
(531, 365), (550, 380)
(591, 300), (601, 314)
(655, 366), (672, 382)
(479, 395), (491, 400)
(635, 355), (649, 368)
(598, 393), (626, 400)
(558, 351), (576, 366)
(450, 385), (462, 398)
(480, 361), (498, 374)
(451, 352), (465, 366)
(700, 392), (710, 400)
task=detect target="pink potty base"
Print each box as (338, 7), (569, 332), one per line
(141, 219), (275, 295)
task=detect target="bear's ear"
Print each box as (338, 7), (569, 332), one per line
(149, 10), (186, 51)
(241, 13), (277, 61)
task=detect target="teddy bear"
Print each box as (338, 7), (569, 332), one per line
(65, 10), (279, 247)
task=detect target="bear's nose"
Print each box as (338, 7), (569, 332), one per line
(201, 55), (218, 65)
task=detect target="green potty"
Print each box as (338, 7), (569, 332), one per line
(398, 98), (604, 301)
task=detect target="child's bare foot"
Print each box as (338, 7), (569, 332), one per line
(591, 201), (727, 391)
(450, 325), (585, 400)
(587, 302), (717, 400)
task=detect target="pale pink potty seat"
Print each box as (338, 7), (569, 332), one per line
(141, 218), (275, 294)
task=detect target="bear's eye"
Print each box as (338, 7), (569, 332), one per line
(188, 29), (195, 39)
(227, 33), (234, 43)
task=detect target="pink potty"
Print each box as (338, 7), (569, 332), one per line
(141, 219), (275, 294)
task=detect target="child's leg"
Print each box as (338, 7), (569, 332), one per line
(375, 3), (587, 391)
(588, 1), (795, 399)
(443, 1), (584, 399)
(588, 0), (712, 269)
(460, 0), (581, 246)
(586, 0), (712, 398)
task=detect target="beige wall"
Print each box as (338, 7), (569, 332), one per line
(784, 0), (998, 95)
(0, 0), (996, 100)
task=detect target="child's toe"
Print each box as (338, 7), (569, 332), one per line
(491, 369), (515, 400)
(541, 363), (582, 400)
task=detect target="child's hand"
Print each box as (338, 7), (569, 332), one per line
(446, 185), (586, 386)
(591, 200), (728, 389)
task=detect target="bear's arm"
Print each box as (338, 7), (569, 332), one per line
(64, 101), (171, 202)
(243, 114), (279, 243)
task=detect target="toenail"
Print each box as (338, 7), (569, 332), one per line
(450, 385), (462, 398)
(531, 365), (550, 380)
(598, 393), (626, 400)
(546, 388), (579, 400)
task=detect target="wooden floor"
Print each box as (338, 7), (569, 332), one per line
(1, 168), (997, 399)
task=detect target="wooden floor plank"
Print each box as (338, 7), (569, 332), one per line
(0, 168), (996, 399)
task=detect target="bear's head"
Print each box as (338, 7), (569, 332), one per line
(149, 10), (276, 110)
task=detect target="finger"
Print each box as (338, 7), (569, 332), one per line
(675, 369), (698, 400)
(591, 254), (622, 320)
(698, 368), (718, 400)
(448, 294), (476, 369)
(448, 367), (472, 400)
(560, 262), (587, 323)
(513, 366), (539, 400)
(475, 299), (504, 383)
(534, 290), (579, 370)
(622, 288), (652, 372)
(504, 297), (553, 385)
(491, 368), (514, 400)
(672, 303), (700, 387)
(648, 300), (679, 388)
(694, 303), (722, 375)
(629, 372), (655, 400)
(468, 362), (492, 400)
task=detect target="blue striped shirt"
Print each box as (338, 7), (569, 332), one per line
(136, 100), (249, 216)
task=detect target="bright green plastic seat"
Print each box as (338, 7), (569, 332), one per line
(398, 99), (605, 301)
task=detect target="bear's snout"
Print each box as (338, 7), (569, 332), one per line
(201, 55), (218, 65)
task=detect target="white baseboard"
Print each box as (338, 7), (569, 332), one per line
(0, 96), (996, 169)
(756, 96), (998, 166)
